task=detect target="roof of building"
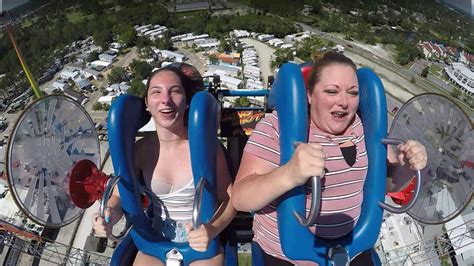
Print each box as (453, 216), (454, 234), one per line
(218, 53), (240, 64)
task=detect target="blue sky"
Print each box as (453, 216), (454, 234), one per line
(1, 0), (30, 12)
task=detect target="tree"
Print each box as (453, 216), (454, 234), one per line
(129, 60), (152, 80)
(233, 97), (251, 107)
(396, 43), (422, 65)
(208, 54), (219, 65)
(271, 48), (294, 69)
(92, 102), (102, 110)
(154, 35), (173, 50)
(450, 88), (461, 98)
(87, 51), (100, 62)
(421, 66), (429, 78)
(118, 25), (136, 47)
(127, 79), (146, 97)
(108, 67), (127, 84)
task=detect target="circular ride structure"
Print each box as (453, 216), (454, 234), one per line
(388, 93), (473, 224)
(6, 95), (101, 227)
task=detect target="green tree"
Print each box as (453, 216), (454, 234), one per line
(127, 78), (147, 97)
(209, 54), (219, 65)
(118, 25), (136, 47)
(129, 60), (152, 80)
(233, 97), (251, 107)
(396, 43), (422, 65)
(271, 49), (294, 69)
(450, 88), (461, 98)
(92, 102), (102, 110)
(421, 66), (429, 78)
(154, 35), (173, 50)
(108, 67), (127, 84)
(87, 51), (100, 62)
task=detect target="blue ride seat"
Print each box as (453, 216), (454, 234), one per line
(251, 63), (386, 265)
(107, 92), (236, 265)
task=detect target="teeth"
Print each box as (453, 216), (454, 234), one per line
(160, 108), (173, 113)
(332, 112), (347, 117)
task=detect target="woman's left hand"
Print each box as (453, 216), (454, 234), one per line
(185, 223), (215, 252)
(396, 140), (428, 171)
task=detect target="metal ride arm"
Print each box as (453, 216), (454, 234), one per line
(379, 138), (422, 214)
(268, 64), (387, 265)
(108, 93), (221, 265)
(294, 175), (322, 226)
(98, 175), (133, 241)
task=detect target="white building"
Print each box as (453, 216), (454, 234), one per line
(219, 75), (242, 90)
(158, 50), (185, 63)
(90, 60), (113, 69)
(107, 82), (130, 94)
(208, 64), (240, 77)
(59, 70), (79, 80)
(135, 24), (152, 35)
(181, 34), (209, 43)
(233, 30), (250, 38)
(444, 63), (474, 96)
(195, 38), (220, 50)
(98, 53), (117, 63)
(82, 68), (102, 80)
(98, 93), (120, 105)
(257, 34), (274, 42)
(52, 80), (70, 91)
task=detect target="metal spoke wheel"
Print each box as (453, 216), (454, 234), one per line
(389, 93), (473, 224)
(6, 95), (100, 227)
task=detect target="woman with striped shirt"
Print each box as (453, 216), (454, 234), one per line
(93, 63), (236, 265)
(232, 52), (427, 265)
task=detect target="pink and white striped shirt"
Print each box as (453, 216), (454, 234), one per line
(244, 111), (368, 264)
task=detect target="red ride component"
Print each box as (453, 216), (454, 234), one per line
(69, 159), (109, 209)
(141, 194), (150, 209)
(300, 65), (313, 89)
(387, 179), (416, 206)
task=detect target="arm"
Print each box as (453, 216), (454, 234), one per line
(206, 145), (237, 238)
(232, 152), (295, 212)
(186, 144), (237, 252)
(233, 143), (326, 212)
(92, 186), (124, 237)
(386, 140), (428, 192)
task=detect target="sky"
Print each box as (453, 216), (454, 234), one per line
(1, 0), (30, 12)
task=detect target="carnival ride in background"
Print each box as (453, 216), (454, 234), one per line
(0, 9), (473, 266)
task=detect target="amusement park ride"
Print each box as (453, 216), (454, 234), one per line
(0, 10), (473, 266)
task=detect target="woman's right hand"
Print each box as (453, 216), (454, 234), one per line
(92, 207), (114, 237)
(285, 142), (326, 187)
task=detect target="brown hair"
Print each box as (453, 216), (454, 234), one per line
(145, 63), (204, 105)
(307, 51), (357, 94)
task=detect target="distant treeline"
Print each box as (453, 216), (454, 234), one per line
(0, 0), (296, 94)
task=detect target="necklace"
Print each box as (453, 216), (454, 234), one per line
(159, 138), (184, 143)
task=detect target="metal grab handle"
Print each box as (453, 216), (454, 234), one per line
(192, 177), (207, 229)
(99, 175), (131, 241)
(294, 176), (322, 226)
(379, 138), (422, 214)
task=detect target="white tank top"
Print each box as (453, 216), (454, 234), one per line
(150, 178), (195, 243)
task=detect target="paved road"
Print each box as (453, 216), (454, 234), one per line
(297, 22), (473, 116)
(176, 46), (206, 74)
(408, 59), (456, 94)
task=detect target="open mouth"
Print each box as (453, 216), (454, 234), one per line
(331, 111), (348, 119)
(159, 108), (175, 114)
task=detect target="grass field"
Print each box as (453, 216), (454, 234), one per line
(66, 11), (96, 24)
(238, 253), (252, 266)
